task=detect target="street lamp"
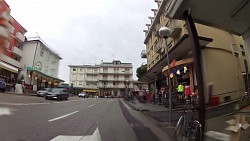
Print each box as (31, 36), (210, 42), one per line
(159, 26), (173, 126)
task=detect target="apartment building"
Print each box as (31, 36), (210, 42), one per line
(141, 0), (248, 105)
(69, 65), (99, 90)
(20, 36), (64, 90)
(0, 0), (27, 90)
(99, 60), (133, 97)
(69, 60), (133, 97)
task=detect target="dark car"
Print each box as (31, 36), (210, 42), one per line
(0, 78), (6, 92)
(45, 88), (69, 100)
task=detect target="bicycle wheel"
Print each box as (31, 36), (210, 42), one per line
(174, 115), (185, 136)
(185, 120), (202, 141)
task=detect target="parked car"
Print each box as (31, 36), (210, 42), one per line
(78, 92), (88, 98)
(37, 88), (51, 97)
(45, 88), (69, 100)
(0, 78), (6, 92)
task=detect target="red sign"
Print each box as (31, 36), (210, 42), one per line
(170, 59), (176, 68)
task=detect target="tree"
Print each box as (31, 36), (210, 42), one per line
(136, 64), (147, 79)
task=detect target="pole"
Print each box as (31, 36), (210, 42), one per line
(164, 38), (172, 126)
(183, 11), (205, 140)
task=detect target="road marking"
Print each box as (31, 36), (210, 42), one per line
(88, 104), (96, 107)
(48, 111), (79, 122)
(108, 99), (114, 102)
(51, 127), (102, 141)
(0, 107), (14, 116)
(121, 100), (131, 110)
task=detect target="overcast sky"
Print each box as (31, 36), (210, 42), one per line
(6, 0), (157, 83)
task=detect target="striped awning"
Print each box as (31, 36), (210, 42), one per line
(0, 61), (18, 73)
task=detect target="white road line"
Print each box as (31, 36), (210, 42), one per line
(108, 100), (114, 102)
(48, 111), (79, 122)
(88, 104), (96, 107)
(121, 100), (131, 110)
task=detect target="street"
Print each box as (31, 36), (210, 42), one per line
(0, 93), (171, 141)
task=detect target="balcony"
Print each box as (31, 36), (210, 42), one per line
(15, 32), (25, 43)
(141, 50), (147, 58)
(12, 46), (23, 57)
(4, 41), (10, 49)
(1, 54), (22, 68)
(169, 26), (182, 38)
(7, 23), (15, 34)
(154, 45), (162, 53)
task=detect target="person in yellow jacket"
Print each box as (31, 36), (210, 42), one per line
(177, 83), (184, 100)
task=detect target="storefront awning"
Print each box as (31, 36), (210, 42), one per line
(0, 61), (19, 73)
(27, 67), (64, 82)
(139, 34), (212, 82)
(83, 89), (98, 93)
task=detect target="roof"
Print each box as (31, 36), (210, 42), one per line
(27, 67), (64, 82)
(26, 36), (62, 59)
(68, 65), (100, 68)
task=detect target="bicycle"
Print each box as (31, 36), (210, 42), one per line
(174, 100), (202, 141)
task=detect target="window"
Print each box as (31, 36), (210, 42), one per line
(79, 81), (83, 85)
(73, 68), (76, 71)
(80, 68), (83, 71)
(113, 82), (116, 85)
(40, 48), (44, 57)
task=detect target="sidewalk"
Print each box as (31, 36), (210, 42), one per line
(126, 99), (250, 141)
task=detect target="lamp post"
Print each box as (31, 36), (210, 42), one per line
(159, 26), (173, 126)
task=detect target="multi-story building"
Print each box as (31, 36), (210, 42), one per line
(69, 60), (133, 97)
(0, 0), (27, 90)
(69, 65), (99, 90)
(140, 0), (248, 105)
(99, 60), (133, 97)
(20, 36), (64, 90)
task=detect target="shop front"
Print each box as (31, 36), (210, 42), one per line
(0, 61), (19, 91)
(25, 67), (64, 91)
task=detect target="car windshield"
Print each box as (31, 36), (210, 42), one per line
(1, 0), (250, 141)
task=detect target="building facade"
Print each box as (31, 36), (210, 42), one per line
(0, 0), (27, 90)
(20, 36), (63, 90)
(69, 60), (133, 97)
(69, 65), (99, 90)
(141, 0), (248, 105)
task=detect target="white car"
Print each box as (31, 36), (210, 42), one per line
(78, 92), (88, 98)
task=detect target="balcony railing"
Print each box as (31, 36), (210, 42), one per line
(15, 32), (25, 43)
(7, 23), (15, 34)
(12, 46), (23, 57)
(4, 41), (10, 49)
(1, 54), (22, 68)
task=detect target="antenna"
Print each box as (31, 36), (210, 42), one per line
(112, 53), (114, 61)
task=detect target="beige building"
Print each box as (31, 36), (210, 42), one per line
(140, 0), (248, 105)
(69, 65), (99, 90)
(69, 60), (133, 97)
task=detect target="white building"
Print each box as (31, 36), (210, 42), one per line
(69, 60), (133, 97)
(20, 36), (64, 90)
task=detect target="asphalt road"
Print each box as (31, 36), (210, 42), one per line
(0, 94), (164, 141)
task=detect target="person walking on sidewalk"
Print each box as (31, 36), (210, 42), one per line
(177, 83), (184, 101)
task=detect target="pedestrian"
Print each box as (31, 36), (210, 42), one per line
(12, 83), (16, 93)
(177, 82), (184, 100)
(184, 84), (191, 101)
